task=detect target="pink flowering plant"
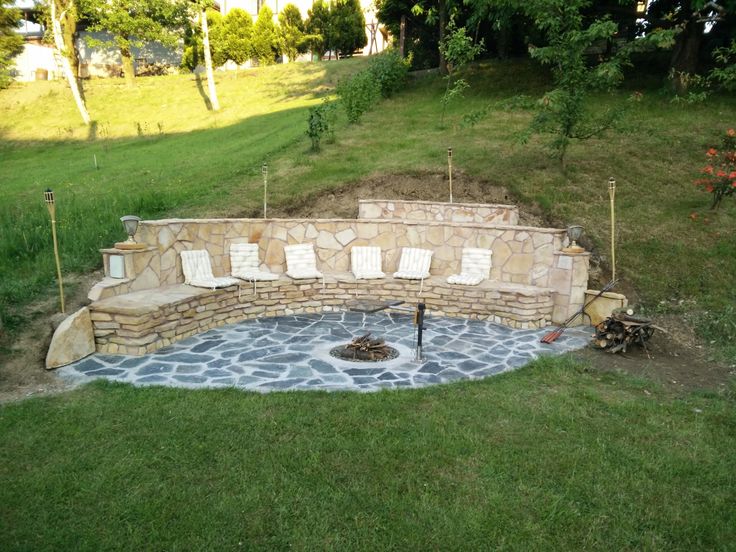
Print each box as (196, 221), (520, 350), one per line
(695, 129), (736, 209)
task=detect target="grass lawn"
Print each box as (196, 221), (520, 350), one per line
(2, 60), (735, 550)
(1, 58), (735, 357)
(1, 356), (734, 550)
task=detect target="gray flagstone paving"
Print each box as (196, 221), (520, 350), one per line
(59, 313), (591, 392)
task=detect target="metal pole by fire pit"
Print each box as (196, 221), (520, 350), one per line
(414, 303), (426, 361)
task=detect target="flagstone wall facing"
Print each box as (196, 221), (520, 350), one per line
(357, 200), (519, 225)
(78, 201), (590, 357)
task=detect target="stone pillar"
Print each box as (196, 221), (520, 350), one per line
(549, 251), (590, 325)
(89, 247), (161, 302)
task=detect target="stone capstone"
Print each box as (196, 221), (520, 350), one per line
(46, 307), (96, 369)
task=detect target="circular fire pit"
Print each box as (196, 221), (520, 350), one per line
(329, 332), (400, 363)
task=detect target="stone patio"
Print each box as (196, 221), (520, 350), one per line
(58, 312), (591, 392)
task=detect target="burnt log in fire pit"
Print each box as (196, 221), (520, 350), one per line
(330, 332), (400, 362)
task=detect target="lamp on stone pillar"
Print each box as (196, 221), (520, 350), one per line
(562, 225), (585, 254)
(115, 215), (146, 250)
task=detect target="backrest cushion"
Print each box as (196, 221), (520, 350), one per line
(397, 247), (433, 274)
(180, 250), (215, 282)
(284, 243), (317, 271)
(351, 246), (382, 273)
(230, 243), (260, 273)
(460, 247), (492, 277)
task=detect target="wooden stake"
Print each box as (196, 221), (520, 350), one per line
(608, 177), (616, 283)
(448, 147), (453, 203)
(262, 162), (268, 219)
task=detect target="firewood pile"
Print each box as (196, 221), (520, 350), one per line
(341, 333), (394, 361)
(592, 309), (657, 354)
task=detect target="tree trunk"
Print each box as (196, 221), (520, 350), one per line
(120, 43), (136, 88)
(61, 5), (78, 72)
(670, 16), (703, 95)
(438, 0), (448, 75)
(50, 1), (90, 125)
(201, 10), (220, 111)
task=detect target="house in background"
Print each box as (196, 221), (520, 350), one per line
(11, 0), (57, 81)
(10, 0), (388, 82)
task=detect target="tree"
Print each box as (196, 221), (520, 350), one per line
(224, 8), (253, 65)
(306, 0), (332, 58)
(521, 0), (674, 163)
(279, 3), (306, 62)
(646, 0), (736, 94)
(0, 0), (23, 89)
(439, 22), (483, 125)
(331, 0), (367, 57)
(78, 0), (189, 87)
(48, 0), (90, 124)
(376, 0), (453, 69)
(252, 5), (279, 64)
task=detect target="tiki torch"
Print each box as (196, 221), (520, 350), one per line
(44, 188), (65, 314)
(447, 147), (453, 203)
(608, 177), (616, 284)
(262, 162), (268, 219)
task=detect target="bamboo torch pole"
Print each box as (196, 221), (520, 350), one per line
(44, 188), (65, 314)
(447, 147), (453, 203)
(608, 177), (616, 284)
(262, 162), (268, 219)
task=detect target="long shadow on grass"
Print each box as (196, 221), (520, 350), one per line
(0, 104), (319, 331)
(194, 73), (213, 111)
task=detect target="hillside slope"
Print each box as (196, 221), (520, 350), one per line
(1, 59), (734, 357)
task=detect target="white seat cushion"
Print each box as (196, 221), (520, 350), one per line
(284, 243), (323, 280)
(393, 247), (432, 280)
(447, 247), (492, 286)
(230, 243), (279, 281)
(180, 250), (240, 289)
(351, 246), (385, 279)
(447, 273), (484, 286)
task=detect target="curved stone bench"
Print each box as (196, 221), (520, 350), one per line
(88, 274), (553, 356)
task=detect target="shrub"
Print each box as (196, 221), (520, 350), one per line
(336, 70), (380, 124)
(709, 39), (736, 92)
(330, 0), (366, 58)
(223, 8), (253, 65)
(306, 100), (336, 151)
(694, 129), (736, 210)
(252, 5), (279, 65)
(367, 50), (410, 98)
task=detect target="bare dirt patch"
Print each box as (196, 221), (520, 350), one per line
(1, 172), (731, 402)
(573, 314), (735, 393)
(270, 170), (550, 227)
(0, 272), (100, 404)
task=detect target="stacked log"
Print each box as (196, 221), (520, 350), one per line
(592, 310), (656, 354)
(343, 333), (393, 361)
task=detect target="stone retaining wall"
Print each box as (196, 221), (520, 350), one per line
(99, 218), (566, 291)
(358, 200), (519, 225)
(87, 202), (588, 331)
(90, 276), (555, 355)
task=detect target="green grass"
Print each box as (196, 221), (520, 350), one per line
(0, 60), (364, 332)
(1, 356), (734, 550)
(2, 62), (735, 550)
(1, 58), (735, 352)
